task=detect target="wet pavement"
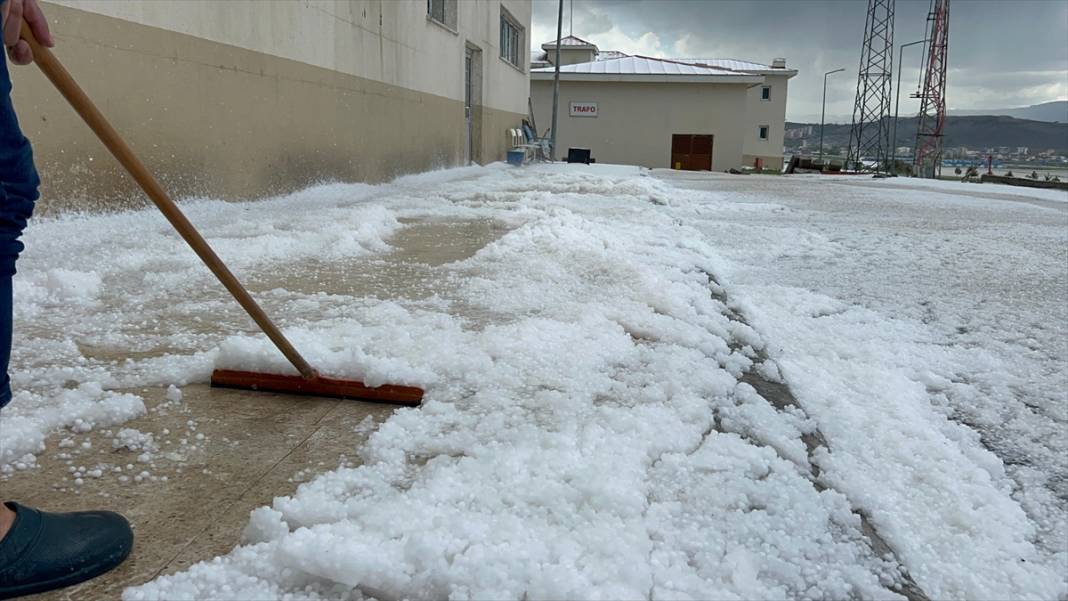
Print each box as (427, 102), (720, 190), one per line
(0, 216), (509, 600)
(4, 384), (393, 600)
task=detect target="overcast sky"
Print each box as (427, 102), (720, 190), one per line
(530, 0), (1068, 123)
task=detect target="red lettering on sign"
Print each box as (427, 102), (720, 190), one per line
(570, 102), (598, 117)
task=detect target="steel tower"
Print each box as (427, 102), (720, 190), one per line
(846, 0), (895, 173)
(913, 0), (950, 178)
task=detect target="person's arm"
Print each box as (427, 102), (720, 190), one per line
(1, 0), (53, 65)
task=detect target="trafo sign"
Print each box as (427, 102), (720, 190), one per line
(569, 102), (598, 118)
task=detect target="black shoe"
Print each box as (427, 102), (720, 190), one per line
(0, 502), (133, 599)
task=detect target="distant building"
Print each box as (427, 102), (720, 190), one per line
(13, 0), (531, 212)
(529, 36), (797, 171)
(784, 126), (814, 140)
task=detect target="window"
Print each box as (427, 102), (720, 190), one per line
(427, 0), (445, 23)
(759, 125), (769, 140)
(761, 86), (771, 101)
(499, 8), (523, 68)
(427, 0), (456, 30)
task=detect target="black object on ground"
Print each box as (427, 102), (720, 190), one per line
(566, 148), (592, 164)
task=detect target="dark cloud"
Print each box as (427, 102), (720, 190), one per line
(532, 0), (1068, 122)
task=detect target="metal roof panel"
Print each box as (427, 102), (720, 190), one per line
(531, 55), (749, 77)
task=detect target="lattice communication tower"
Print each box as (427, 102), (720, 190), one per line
(913, 0), (950, 178)
(846, 0), (896, 173)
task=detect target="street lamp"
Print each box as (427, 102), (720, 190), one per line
(819, 68), (845, 162)
(892, 39), (927, 175)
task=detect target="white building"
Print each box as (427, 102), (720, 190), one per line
(530, 36), (797, 171)
(12, 0), (531, 212)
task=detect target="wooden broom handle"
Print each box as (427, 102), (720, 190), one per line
(20, 23), (319, 381)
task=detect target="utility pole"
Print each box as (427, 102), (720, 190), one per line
(819, 68), (845, 162)
(549, 0), (564, 161)
(892, 39), (927, 175)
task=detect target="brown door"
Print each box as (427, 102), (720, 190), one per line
(671, 134), (714, 170)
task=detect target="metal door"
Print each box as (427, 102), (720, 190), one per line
(670, 134), (714, 170)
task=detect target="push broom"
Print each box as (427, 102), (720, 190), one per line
(19, 25), (423, 406)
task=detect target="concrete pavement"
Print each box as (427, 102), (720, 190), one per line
(3, 385), (394, 600)
(0, 215), (509, 599)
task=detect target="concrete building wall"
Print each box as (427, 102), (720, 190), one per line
(546, 48), (598, 66)
(530, 79), (750, 171)
(46, 0), (530, 115)
(10, 0), (530, 213)
(741, 73), (790, 170)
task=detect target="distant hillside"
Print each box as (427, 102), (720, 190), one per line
(951, 101), (1067, 123)
(786, 115), (1068, 153)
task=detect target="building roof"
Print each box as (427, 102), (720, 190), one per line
(529, 35), (796, 79)
(530, 50), (552, 70)
(532, 55), (748, 76)
(531, 48), (627, 66)
(530, 55), (764, 84)
(540, 35), (599, 51)
(672, 57), (797, 76)
(673, 58), (770, 71)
